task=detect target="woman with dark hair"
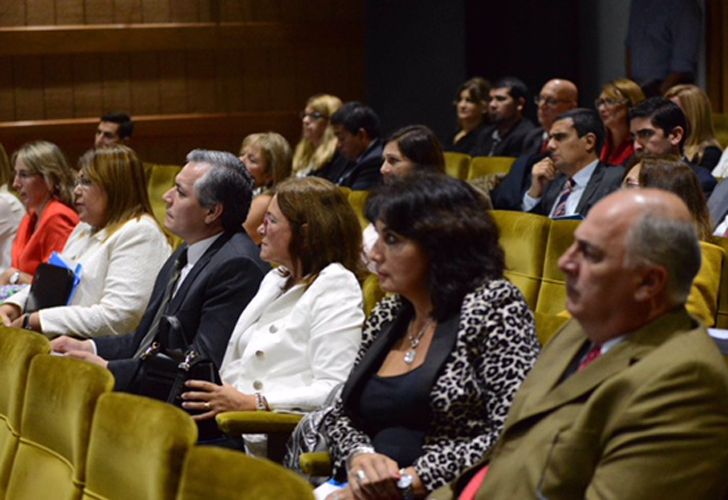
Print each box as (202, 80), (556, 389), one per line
(319, 173), (539, 498)
(447, 77), (490, 155)
(380, 125), (445, 181)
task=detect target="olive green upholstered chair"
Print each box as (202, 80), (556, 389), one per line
(711, 237), (728, 329)
(0, 328), (49, 498)
(535, 218), (581, 316)
(491, 210), (551, 311)
(82, 393), (197, 500)
(347, 190), (371, 231)
(216, 411), (303, 463)
(176, 446), (313, 500)
(685, 241), (724, 327)
(6, 355), (113, 500)
(443, 152), (471, 180)
(147, 164), (183, 250)
(467, 156), (517, 179)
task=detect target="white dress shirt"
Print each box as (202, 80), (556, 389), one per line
(522, 159), (599, 217)
(0, 186), (25, 273)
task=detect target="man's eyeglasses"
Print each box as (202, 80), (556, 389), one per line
(534, 96), (569, 108)
(300, 111), (328, 121)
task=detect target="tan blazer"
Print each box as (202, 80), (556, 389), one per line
(432, 308), (728, 500)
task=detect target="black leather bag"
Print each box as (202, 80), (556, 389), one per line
(25, 263), (76, 313)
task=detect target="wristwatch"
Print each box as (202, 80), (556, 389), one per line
(397, 470), (415, 500)
(8, 272), (20, 285)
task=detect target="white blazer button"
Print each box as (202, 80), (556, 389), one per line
(269, 325), (278, 333)
(255, 350), (264, 358)
(253, 380), (263, 390)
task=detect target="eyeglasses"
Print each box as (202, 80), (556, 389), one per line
(75, 176), (94, 188)
(300, 111), (328, 121)
(594, 98), (628, 108)
(534, 96), (569, 108)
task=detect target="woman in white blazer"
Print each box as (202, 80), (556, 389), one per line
(0, 145), (170, 337)
(181, 177), (365, 427)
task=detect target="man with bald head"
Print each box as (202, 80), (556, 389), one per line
(492, 78), (578, 210)
(433, 189), (728, 499)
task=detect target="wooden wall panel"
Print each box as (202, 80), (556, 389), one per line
(43, 55), (74, 118)
(71, 54), (102, 118)
(129, 52), (161, 115)
(56, 0), (84, 24)
(158, 51), (188, 114)
(101, 53), (131, 113)
(0, 59), (14, 120)
(84, 0), (114, 24)
(14, 57), (45, 119)
(114, 0), (144, 24)
(26, 0), (55, 25)
(0, 3), (25, 26)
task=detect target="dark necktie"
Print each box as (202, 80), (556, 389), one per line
(133, 249), (188, 358)
(552, 177), (575, 218)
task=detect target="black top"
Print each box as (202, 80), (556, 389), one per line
(447, 122), (487, 156)
(356, 366), (433, 467)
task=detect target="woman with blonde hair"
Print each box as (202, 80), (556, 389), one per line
(596, 78), (645, 166)
(292, 94), (345, 178)
(0, 145), (171, 338)
(239, 132), (292, 244)
(0, 144), (24, 274)
(665, 84), (723, 172)
(1, 141), (79, 286)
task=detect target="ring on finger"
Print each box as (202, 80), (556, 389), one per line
(204, 402), (211, 409)
(356, 469), (367, 483)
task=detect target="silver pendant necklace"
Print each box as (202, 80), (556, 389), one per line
(404, 318), (433, 365)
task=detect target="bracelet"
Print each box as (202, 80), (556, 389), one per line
(346, 445), (376, 471)
(254, 392), (269, 411)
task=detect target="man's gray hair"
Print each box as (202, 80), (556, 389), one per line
(186, 149), (255, 233)
(625, 213), (701, 305)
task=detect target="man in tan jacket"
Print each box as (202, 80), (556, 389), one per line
(432, 189), (728, 499)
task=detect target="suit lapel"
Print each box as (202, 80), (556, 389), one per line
(575, 162), (603, 215)
(543, 175), (568, 214)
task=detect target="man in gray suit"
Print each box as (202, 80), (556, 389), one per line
(522, 108), (624, 218)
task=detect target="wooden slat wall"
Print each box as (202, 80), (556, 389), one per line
(706, 0), (727, 113)
(0, 0), (365, 165)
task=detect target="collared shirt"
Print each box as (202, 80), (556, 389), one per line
(522, 159), (599, 216)
(713, 214), (728, 238)
(175, 233), (220, 295)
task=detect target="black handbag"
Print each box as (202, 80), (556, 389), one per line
(25, 263), (76, 313)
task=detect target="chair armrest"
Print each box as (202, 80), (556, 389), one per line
(215, 411), (303, 435)
(300, 451), (333, 476)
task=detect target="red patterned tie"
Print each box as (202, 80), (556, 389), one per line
(578, 343), (602, 372)
(552, 177), (575, 218)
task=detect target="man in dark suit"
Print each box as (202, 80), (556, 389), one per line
(325, 101), (383, 190)
(522, 108), (624, 218)
(492, 78), (578, 210)
(432, 189), (728, 499)
(630, 96), (716, 196)
(474, 77), (534, 158)
(51, 149), (269, 391)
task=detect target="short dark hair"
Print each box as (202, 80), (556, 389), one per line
(628, 97), (688, 151)
(555, 108), (605, 153)
(187, 149), (255, 234)
(366, 172), (504, 320)
(330, 102), (381, 139)
(494, 76), (529, 105)
(387, 125), (445, 174)
(100, 112), (134, 140)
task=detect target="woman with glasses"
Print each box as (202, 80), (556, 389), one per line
(595, 79), (645, 166)
(447, 77), (490, 155)
(0, 145), (170, 338)
(238, 132), (292, 245)
(0, 141), (78, 287)
(292, 94), (349, 179)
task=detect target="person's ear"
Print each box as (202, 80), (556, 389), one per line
(204, 203), (223, 225)
(634, 266), (669, 302)
(582, 132), (597, 153)
(668, 126), (685, 147)
(517, 97), (526, 112)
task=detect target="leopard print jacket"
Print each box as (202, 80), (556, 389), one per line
(322, 279), (540, 492)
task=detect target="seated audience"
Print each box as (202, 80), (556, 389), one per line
(326, 102), (383, 190)
(1, 145), (170, 338)
(292, 94), (348, 178)
(629, 96), (716, 196)
(596, 78), (645, 166)
(664, 84), (723, 172)
(447, 77), (490, 155)
(180, 177), (364, 453)
(523, 108), (624, 218)
(474, 77), (535, 157)
(433, 189), (728, 499)
(238, 132), (292, 244)
(0, 141), (79, 287)
(95, 112), (133, 149)
(320, 173), (540, 498)
(492, 78), (578, 210)
(0, 144), (24, 274)
(51, 150), (268, 394)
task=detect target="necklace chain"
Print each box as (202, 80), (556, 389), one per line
(404, 318), (433, 365)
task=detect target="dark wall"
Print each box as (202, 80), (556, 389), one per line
(366, 0), (467, 143)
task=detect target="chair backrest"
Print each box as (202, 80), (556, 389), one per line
(6, 355), (113, 500)
(535, 218), (581, 315)
(363, 273), (385, 317)
(685, 241), (724, 328)
(443, 152), (471, 180)
(147, 163), (184, 249)
(467, 156), (517, 180)
(82, 393), (197, 500)
(347, 190), (371, 231)
(0, 328), (49, 497)
(713, 113), (728, 151)
(491, 210), (551, 311)
(176, 446), (313, 500)
(712, 237), (728, 329)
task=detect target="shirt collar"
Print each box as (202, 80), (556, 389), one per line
(571, 159), (599, 188)
(185, 233), (222, 268)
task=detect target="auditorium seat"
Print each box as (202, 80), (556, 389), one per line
(443, 152), (471, 180)
(712, 236), (728, 329)
(215, 411), (303, 463)
(363, 273), (385, 316)
(714, 113), (728, 151)
(177, 446), (313, 499)
(467, 156), (517, 180)
(347, 190), (371, 231)
(0, 328), (49, 496)
(491, 210), (550, 311)
(535, 218), (581, 316)
(686, 241), (724, 327)
(82, 393), (196, 500)
(147, 164), (183, 249)
(5, 355), (113, 500)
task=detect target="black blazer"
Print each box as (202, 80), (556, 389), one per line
(335, 139), (384, 190)
(96, 231), (269, 391)
(708, 177), (728, 231)
(474, 119), (535, 158)
(529, 161), (625, 217)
